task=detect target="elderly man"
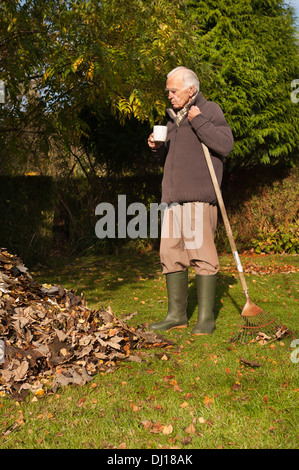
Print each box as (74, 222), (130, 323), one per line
(148, 66), (234, 335)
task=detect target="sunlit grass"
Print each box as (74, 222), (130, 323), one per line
(0, 251), (298, 449)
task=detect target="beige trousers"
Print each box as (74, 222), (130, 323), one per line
(160, 202), (219, 275)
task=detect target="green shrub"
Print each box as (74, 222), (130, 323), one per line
(251, 222), (299, 254)
(218, 166), (299, 254)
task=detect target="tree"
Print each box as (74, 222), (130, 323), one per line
(0, 0), (201, 175)
(0, 0), (298, 175)
(186, 0), (299, 169)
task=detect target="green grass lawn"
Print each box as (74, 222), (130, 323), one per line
(0, 250), (298, 449)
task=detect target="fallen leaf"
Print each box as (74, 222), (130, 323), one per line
(16, 411), (25, 426)
(203, 395), (213, 408)
(185, 423), (196, 434)
(76, 396), (86, 407)
(232, 382), (241, 391)
(14, 361), (29, 382)
(151, 422), (164, 433)
(263, 395), (268, 404)
(239, 358), (261, 368)
(181, 436), (192, 445)
(162, 424), (173, 435)
(131, 405), (140, 412)
(180, 401), (189, 408)
(141, 420), (152, 429)
(154, 404), (163, 410)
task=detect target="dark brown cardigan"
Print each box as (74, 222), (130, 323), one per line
(152, 92), (234, 205)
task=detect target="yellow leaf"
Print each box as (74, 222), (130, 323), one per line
(203, 395), (213, 408)
(131, 404), (140, 412)
(35, 389), (44, 396)
(162, 424), (173, 435)
(86, 63), (94, 80)
(72, 57), (84, 71)
(180, 401), (189, 408)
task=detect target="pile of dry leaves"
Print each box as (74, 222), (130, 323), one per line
(0, 248), (173, 399)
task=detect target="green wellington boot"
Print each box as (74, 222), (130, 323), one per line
(149, 271), (188, 331)
(191, 274), (217, 335)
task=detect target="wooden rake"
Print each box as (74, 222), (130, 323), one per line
(201, 143), (290, 344)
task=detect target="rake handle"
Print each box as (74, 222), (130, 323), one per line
(201, 143), (249, 299)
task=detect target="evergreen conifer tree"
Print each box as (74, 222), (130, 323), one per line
(186, 0), (299, 169)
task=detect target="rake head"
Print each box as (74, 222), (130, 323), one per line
(229, 297), (291, 345)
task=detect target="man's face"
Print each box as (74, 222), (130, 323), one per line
(166, 72), (195, 110)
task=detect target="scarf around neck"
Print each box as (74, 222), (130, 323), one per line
(173, 92), (198, 127)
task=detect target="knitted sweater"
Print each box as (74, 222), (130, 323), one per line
(152, 92), (234, 205)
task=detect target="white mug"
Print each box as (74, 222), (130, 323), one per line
(153, 125), (167, 143)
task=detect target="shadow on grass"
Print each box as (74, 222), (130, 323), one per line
(34, 251), (241, 322)
(35, 250), (162, 291)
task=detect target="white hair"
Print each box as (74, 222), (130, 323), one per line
(167, 67), (200, 92)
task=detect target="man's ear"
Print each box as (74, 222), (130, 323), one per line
(188, 85), (195, 97)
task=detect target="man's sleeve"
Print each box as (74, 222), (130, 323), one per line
(190, 102), (234, 157)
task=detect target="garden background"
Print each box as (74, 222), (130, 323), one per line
(0, 0), (298, 451)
